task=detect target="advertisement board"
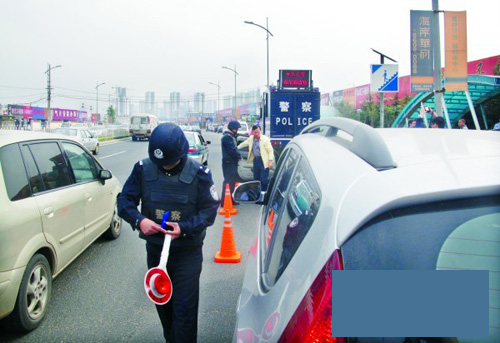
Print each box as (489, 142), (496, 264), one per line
(410, 10), (434, 92)
(444, 11), (468, 92)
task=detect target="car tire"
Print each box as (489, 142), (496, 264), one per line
(104, 203), (122, 240)
(93, 144), (99, 155)
(132, 136), (137, 141)
(6, 254), (52, 332)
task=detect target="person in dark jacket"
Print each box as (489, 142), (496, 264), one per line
(221, 120), (242, 206)
(118, 123), (219, 343)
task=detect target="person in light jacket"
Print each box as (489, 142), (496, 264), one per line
(238, 125), (274, 191)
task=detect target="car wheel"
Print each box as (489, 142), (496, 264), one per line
(104, 203), (122, 240)
(93, 144), (99, 155)
(7, 254), (52, 332)
(132, 136), (137, 141)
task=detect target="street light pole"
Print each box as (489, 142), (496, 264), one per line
(222, 65), (238, 119)
(96, 82), (105, 122)
(244, 18), (274, 133)
(209, 81), (221, 121)
(45, 63), (62, 129)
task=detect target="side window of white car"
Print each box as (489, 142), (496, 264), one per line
(27, 142), (73, 191)
(0, 144), (31, 201)
(263, 152), (321, 288)
(62, 142), (99, 183)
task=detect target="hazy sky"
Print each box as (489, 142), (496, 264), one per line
(1, 0), (499, 111)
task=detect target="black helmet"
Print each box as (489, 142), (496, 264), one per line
(227, 121), (241, 130)
(148, 123), (188, 166)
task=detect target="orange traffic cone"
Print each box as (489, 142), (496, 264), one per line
(214, 210), (241, 263)
(219, 183), (237, 215)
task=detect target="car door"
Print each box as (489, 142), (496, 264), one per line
(22, 141), (85, 272)
(198, 133), (208, 163)
(61, 142), (114, 247)
(79, 129), (91, 151)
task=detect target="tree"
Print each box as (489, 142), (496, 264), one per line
(106, 106), (116, 123)
(494, 58), (500, 75)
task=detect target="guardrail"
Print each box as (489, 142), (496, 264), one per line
(88, 125), (130, 142)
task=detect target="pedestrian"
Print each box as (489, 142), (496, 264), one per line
(15, 118), (20, 130)
(493, 118), (500, 131)
(430, 116), (446, 128)
(221, 120), (242, 206)
(117, 123), (219, 343)
(408, 119), (416, 128)
(237, 125), (274, 191)
(458, 118), (468, 129)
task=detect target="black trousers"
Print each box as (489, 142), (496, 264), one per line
(146, 242), (203, 343)
(253, 157), (270, 192)
(221, 162), (241, 207)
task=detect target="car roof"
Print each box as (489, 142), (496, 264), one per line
(0, 130), (80, 147)
(293, 120), (500, 247)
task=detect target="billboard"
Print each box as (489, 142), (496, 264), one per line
(410, 10), (434, 92)
(444, 11), (468, 92)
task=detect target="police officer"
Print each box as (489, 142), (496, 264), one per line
(221, 120), (242, 207)
(118, 123), (219, 343)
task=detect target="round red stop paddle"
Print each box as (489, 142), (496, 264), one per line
(144, 212), (173, 304)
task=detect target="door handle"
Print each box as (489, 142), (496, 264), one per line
(43, 206), (54, 218)
(85, 193), (92, 201)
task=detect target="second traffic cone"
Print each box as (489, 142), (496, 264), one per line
(215, 210), (241, 263)
(219, 183), (237, 215)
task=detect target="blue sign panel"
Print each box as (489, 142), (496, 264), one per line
(410, 10), (434, 92)
(270, 91), (320, 140)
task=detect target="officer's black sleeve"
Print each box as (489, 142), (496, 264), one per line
(117, 162), (147, 230)
(178, 167), (220, 236)
(222, 135), (241, 160)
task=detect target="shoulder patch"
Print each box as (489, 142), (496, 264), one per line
(139, 160), (143, 165)
(210, 185), (219, 201)
(199, 165), (210, 174)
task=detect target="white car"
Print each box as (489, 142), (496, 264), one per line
(233, 118), (500, 343)
(53, 127), (100, 155)
(0, 130), (122, 332)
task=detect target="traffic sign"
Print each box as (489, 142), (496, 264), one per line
(371, 64), (399, 92)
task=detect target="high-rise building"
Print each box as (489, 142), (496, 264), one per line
(170, 92), (180, 119)
(145, 91), (155, 114)
(115, 87), (127, 116)
(194, 92), (205, 113)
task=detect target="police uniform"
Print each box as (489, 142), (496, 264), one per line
(221, 121), (242, 206)
(118, 123), (219, 343)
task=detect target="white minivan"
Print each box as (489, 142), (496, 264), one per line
(129, 114), (158, 141)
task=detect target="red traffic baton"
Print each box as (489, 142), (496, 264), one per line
(144, 212), (173, 305)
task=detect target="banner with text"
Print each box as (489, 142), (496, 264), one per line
(410, 10), (434, 92)
(444, 11), (468, 92)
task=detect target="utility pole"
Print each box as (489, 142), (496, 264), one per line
(45, 63), (61, 129)
(222, 65), (238, 119)
(432, 0), (443, 117)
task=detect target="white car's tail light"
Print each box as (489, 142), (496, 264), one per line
(278, 249), (346, 343)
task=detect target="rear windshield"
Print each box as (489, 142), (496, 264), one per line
(54, 128), (78, 136)
(184, 132), (195, 144)
(341, 195), (500, 343)
(131, 117), (149, 124)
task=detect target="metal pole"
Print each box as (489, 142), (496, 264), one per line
(432, 0), (443, 117)
(47, 63), (51, 129)
(465, 90), (481, 130)
(234, 64), (237, 119)
(380, 55), (384, 128)
(265, 17), (269, 134)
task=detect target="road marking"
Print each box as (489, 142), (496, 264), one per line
(100, 151), (126, 159)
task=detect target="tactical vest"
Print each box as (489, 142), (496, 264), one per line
(139, 158), (205, 247)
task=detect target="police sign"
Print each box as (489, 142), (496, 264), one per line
(270, 91), (320, 141)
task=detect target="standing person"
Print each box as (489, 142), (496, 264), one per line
(458, 118), (469, 129)
(237, 125), (274, 191)
(430, 116), (446, 128)
(221, 120), (242, 206)
(117, 123), (219, 343)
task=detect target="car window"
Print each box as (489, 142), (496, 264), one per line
(0, 143), (31, 201)
(262, 155), (321, 288)
(20, 144), (46, 194)
(62, 142), (99, 183)
(28, 142), (73, 191)
(184, 132), (195, 144)
(80, 130), (88, 138)
(54, 128), (78, 136)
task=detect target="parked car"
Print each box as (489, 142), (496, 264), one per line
(52, 127), (99, 155)
(183, 130), (210, 165)
(0, 130), (122, 332)
(233, 118), (500, 343)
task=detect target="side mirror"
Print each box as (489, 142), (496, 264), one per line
(99, 169), (112, 184)
(234, 181), (262, 203)
(206, 141), (211, 144)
